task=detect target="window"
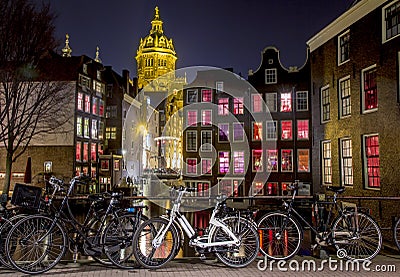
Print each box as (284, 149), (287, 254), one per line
(201, 89), (212, 102)
(266, 121), (277, 140)
(218, 98), (229, 115)
(197, 182), (210, 197)
(84, 118), (90, 138)
(280, 92), (292, 112)
(267, 182), (278, 196)
(92, 98), (98, 115)
(187, 110), (197, 126)
(281, 149), (293, 172)
(321, 85), (330, 123)
(265, 93), (277, 112)
(99, 100), (104, 117)
(201, 159), (212, 175)
(233, 151), (245, 174)
(341, 138), (353, 186)
(233, 180), (242, 197)
(362, 65), (378, 112)
(233, 123), (244, 141)
(339, 77), (351, 117)
(218, 123), (229, 142)
(106, 106), (117, 118)
(298, 149), (310, 172)
(219, 151), (230, 173)
(322, 141), (332, 185)
(297, 120), (309, 140)
(91, 144), (97, 161)
(91, 119), (98, 139)
(76, 142), (81, 161)
(267, 149), (278, 172)
(76, 116), (82, 137)
(77, 93), (83, 110)
(186, 131), (197, 152)
(233, 97), (244, 114)
(106, 127), (117, 140)
(218, 179), (233, 195)
(93, 80), (105, 94)
(252, 94), (262, 112)
(84, 95), (90, 113)
(296, 91), (308, 111)
(201, 131), (212, 151)
(216, 81), (224, 93)
(187, 89), (198, 103)
(281, 120), (292, 140)
(265, 68), (277, 84)
(98, 122), (104, 140)
(338, 30), (350, 65)
(252, 122), (262, 140)
(383, 1), (400, 42)
(201, 110), (212, 125)
(252, 149), (263, 172)
(252, 182), (264, 196)
(187, 158), (197, 175)
(83, 142), (89, 162)
(364, 135), (380, 188)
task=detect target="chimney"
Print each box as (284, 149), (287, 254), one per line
(123, 69), (130, 95)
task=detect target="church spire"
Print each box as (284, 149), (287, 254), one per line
(95, 46), (102, 63)
(151, 6), (163, 34)
(62, 33), (72, 57)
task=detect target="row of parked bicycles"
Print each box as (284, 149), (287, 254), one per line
(0, 176), (391, 275)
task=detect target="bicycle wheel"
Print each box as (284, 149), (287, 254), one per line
(332, 212), (382, 261)
(394, 217), (400, 251)
(103, 213), (146, 269)
(6, 215), (67, 274)
(257, 212), (302, 260)
(132, 217), (179, 269)
(211, 216), (260, 268)
(0, 214), (26, 268)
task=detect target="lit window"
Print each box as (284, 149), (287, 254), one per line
(322, 141), (332, 185)
(186, 131), (197, 152)
(187, 89), (198, 103)
(281, 149), (293, 172)
(98, 144), (103, 155)
(91, 144), (97, 161)
(338, 30), (350, 65)
(233, 180), (241, 197)
(201, 131), (212, 151)
(218, 179), (232, 195)
(201, 159), (212, 175)
(77, 93), (83, 110)
(281, 120), (292, 140)
(297, 149), (310, 172)
(76, 117), (82, 137)
(201, 110), (212, 125)
(187, 158), (197, 174)
(98, 122), (104, 140)
(233, 97), (244, 114)
(83, 142), (89, 162)
(105, 127), (116, 140)
(233, 151), (245, 174)
(252, 149), (263, 172)
(201, 89), (212, 102)
(99, 100), (104, 117)
(265, 68), (277, 84)
(252, 94), (262, 112)
(267, 149), (278, 172)
(218, 123), (229, 142)
(91, 119), (98, 139)
(76, 142), (81, 161)
(362, 65), (378, 112)
(383, 1), (400, 42)
(296, 91), (308, 111)
(84, 95), (90, 113)
(339, 77), (351, 117)
(281, 183), (291, 196)
(218, 98), (229, 115)
(297, 120), (309, 140)
(280, 92), (292, 112)
(84, 118), (90, 138)
(341, 138), (353, 186)
(187, 110), (197, 126)
(114, 160), (121, 171)
(216, 81), (224, 93)
(266, 121), (277, 140)
(252, 182), (264, 196)
(92, 98), (98, 115)
(233, 123), (244, 141)
(267, 182), (278, 196)
(252, 122), (262, 140)
(197, 182), (210, 197)
(219, 151), (230, 173)
(364, 135), (380, 188)
(265, 93), (277, 112)
(321, 85), (330, 123)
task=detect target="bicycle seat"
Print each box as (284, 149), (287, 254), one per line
(326, 186), (346, 194)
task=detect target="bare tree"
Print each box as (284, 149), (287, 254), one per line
(0, 0), (72, 200)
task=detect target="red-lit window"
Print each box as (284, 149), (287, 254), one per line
(364, 135), (380, 188)
(219, 179), (232, 195)
(84, 95), (90, 113)
(201, 110), (212, 125)
(201, 159), (212, 175)
(187, 158), (197, 174)
(281, 149), (293, 172)
(218, 98), (229, 115)
(201, 89), (212, 102)
(298, 149), (310, 172)
(92, 98), (98, 115)
(75, 166), (81, 176)
(99, 100), (104, 116)
(252, 94), (262, 112)
(297, 120), (309, 140)
(281, 183), (291, 195)
(280, 92), (292, 112)
(363, 67), (377, 111)
(187, 110), (197, 126)
(252, 122), (262, 140)
(233, 97), (244, 114)
(281, 120), (292, 140)
(233, 151), (245, 174)
(252, 182), (264, 196)
(76, 142), (81, 161)
(98, 144), (103, 155)
(197, 183), (210, 197)
(252, 149), (263, 172)
(77, 93), (83, 110)
(267, 149), (278, 172)
(267, 182), (278, 196)
(83, 142), (89, 162)
(91, 144), (97, 161)
(233, 180), (241, 197)
(219, 151), (230, 173)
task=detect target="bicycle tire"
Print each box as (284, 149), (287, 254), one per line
(332, 212), (382, 261)
(394, 217), (400, 251)
(0, 214), (27, 268)
(211, 216), (260, 268)
(132, 217), (179, 269)
(257, 211), (302, 260)
(103, 213), (146, 269)
(6, 215), (67, 274)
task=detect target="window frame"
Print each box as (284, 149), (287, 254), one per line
(233, 122), (245, 142)
(186, 110), (198, 126)
(266, 149), (278, 172)
(297, 149), (310, 173)
(297, 119), (309, 140)
(251, 94), (263, 113)
(186, 130), (197, 152)
(339, 76), (351, 118)
(233, 151), (245, 174)
(218, 151), (230, 174)
(252, 122), (263, 141)
(201, 130), (212, 152)
(340, 138), (353, 186)
(266, 121), (277, 140)
(281, 120), (292, 141)
(296, 91), (308, 111)
(218, 123), (230, 142)
(201, 88), (212, 102)
(218, 98), (229, 116)
(187, 89), (198, 103)
(201, 158), (212, 175)
(186, 158), (197, 175)
(338, 30), (350, 65)
(265, 93), (277, 112)
(252, 149), (263, 172)
(280, 92), (292, 112)
(320, 85), (330, 123)
(233, 97), (244, 115)
(265, 68), (277, 84)
(281, 149), (293, 172)
(321, 140), (332, 186)
(361, 64), (378, 113)
(201, 110), (212, 126)
(382, 0), (400, 43)
(363, 134), (381, 190)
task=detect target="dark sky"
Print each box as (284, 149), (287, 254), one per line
(51, 0), (355, 78)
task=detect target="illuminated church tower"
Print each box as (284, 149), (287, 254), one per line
(136, 7), (177, 90)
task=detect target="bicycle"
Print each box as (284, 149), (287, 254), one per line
(257, 181), (382, 261)
(132, 186), (260, 269)
(5, 175), (147, 274)
(393, 217), (400, 251)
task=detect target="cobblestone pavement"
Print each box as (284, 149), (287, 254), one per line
(1, 254), (399, 277)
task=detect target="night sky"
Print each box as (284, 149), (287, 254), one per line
(51, 0), (355, 78)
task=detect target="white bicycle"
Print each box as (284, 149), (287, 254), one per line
(132, 186), (260, 269)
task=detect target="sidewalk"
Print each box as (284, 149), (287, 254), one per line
(1, 255), (399, 276)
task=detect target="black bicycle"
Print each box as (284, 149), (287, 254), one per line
(257, 181), (382, 261)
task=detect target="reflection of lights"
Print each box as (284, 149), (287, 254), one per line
(138, 124), (147, 135)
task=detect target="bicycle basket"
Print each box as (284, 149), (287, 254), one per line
(11, 183), (42, 209)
